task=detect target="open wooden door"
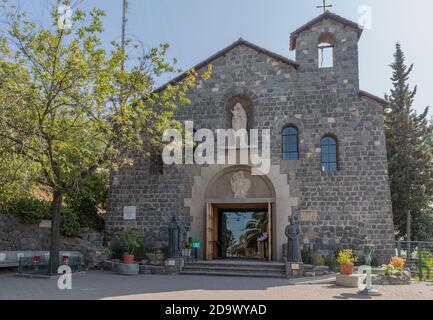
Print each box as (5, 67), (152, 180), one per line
(268, 202), (272, 261)
(205, 202), (214, 260)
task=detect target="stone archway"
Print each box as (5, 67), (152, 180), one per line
(184, 164), (299, 261)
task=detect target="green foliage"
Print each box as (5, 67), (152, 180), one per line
(64, 171), (107, 232)
(134, 244), (148, 261)
(60, 208), (80, 237)
(412, 208), (433, 242)
(417, 250), (433, 281)
(355, 255), (380, 267)
(2, 197), (80, 236)
(311, 253), (325, 266)
(425, 256), (433, 281)
(0, 153), (37, 203)
(384, 264), (394, 276)
(355, 256), (365, 266)
(324, 255), (339, 272)
(301, 248), (312, 264)
(0, 0), (212, 260)
(385, 43), (433, 240)
(120, 228), (140, 255)
(109, 244), (124, 260)
(5, 198), (50, 224)
(371, 256), (380, 268)
(159, 245), (169, 257)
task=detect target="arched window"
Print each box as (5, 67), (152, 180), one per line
(318, 32), (336, 68)
(321, 136), (338, 172)
(282, 126), (299, 160)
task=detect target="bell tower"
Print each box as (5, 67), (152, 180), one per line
(290, 11), (364, 92)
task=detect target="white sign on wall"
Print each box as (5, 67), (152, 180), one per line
(123, 206), (136, 220)
(39, 220), (52, 228)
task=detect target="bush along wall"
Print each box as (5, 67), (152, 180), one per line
(2, 198), (81, 237)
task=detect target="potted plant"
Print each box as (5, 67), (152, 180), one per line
(336, 249), (358, 275)
(120, 228), (140, 264)
(181, 240), (192, 257)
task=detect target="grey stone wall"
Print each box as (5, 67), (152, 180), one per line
(0, 214), (51, 251)
(106, 16), (395, 262)
(0, 214), (107, 268)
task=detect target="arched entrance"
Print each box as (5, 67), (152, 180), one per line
(184, 164), (298, 261)
(204, 166), (275, 261)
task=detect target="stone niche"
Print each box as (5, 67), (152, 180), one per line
(225, 95), (254, 131)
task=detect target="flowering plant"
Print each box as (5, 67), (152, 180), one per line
(390, 257), (405, 271)
(384, 264), (394, 276)
(336, 249), (358, 264)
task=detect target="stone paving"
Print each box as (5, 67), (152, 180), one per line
(0, 270), (432, 300)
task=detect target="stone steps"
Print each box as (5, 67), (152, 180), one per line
(181, 261), (286, 278)
(181, 270), (286, 278)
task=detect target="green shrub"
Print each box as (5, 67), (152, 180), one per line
(109, 244), (124, 260)
(355, 256), (365, 266)
(4, 198), (80, 237)
(371, 256), (380, 267)
(60, 208), (80, 237)
(64, 171), (107, 232)
(311, 253), (325, 266)
(301, 249), (312, 264)
(159, 245), (169, 257)
(6, 198), (50, 224)
(425, 257), (433, 281)
(134, 244), (148, 261)
(324, 255), (339, 272)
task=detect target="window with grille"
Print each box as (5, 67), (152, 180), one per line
(282, 126), (299, 160)
(321, 136), (338, 172)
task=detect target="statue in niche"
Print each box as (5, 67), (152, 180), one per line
(230, 170), (251, 199)
(285, 217), (302, 263)
(168, 216), (183, 258)
(231, 103), (247, 131)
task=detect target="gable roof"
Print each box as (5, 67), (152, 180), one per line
(290, 11), (364, 50)
(154, 38), (299, 93)
(359, 90), (389, 107)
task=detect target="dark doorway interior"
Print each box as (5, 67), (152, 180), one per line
(217, 209), (269, 260)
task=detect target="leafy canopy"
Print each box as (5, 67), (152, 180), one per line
(0, 0), (212, 196)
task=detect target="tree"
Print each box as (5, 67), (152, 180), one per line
(385, 43), (433, 244)
(412, 208), (433, 242)
(244, 211), (268, 246)
(0, 0), (212, 273)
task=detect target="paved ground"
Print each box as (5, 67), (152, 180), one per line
(0, 270), (432, 300)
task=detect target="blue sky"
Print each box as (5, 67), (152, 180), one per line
(16, 0), (433, 115)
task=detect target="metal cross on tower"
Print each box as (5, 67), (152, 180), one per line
(317, 0), (333, 13)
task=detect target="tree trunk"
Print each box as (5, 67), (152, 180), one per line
(406, 209), (411, 261)
(49, 189), (63, 275)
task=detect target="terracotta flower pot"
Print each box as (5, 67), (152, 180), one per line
(123, 254), (135, 264)
(340, 262), (354, 275)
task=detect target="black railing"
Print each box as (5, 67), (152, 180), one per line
(395, 241), (433, 281)
(18, 256), (82, 275)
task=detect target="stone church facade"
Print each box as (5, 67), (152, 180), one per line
(106, 11), (395, 262)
